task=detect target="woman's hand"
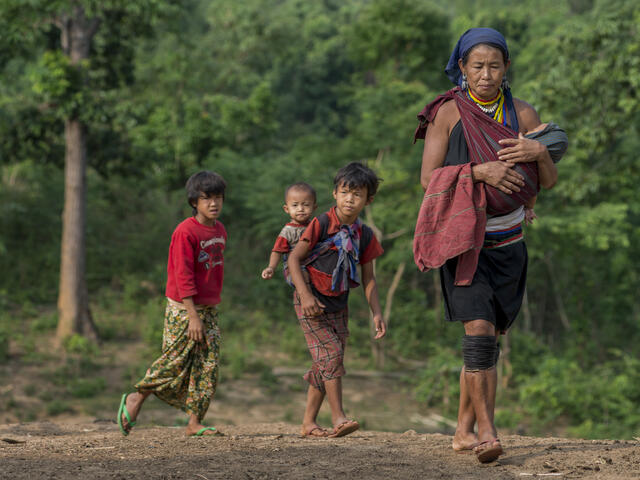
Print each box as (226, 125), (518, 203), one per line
(472, 161), (525, 194)
(497, 133), (546, 164)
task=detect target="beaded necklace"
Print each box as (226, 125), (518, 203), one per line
(467, 88), (506, 125)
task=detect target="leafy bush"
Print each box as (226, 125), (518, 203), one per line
(520, 351), (640, 438)
(63, 334), (98, 357)
(68, 377), (107, 398)
(46, 399), (72, 416)
(0, 326), (8, 362)
(414, 346), (460, 416)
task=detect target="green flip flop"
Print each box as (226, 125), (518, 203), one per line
(117, 393), (136, 436)
(191, 427), (218, 437)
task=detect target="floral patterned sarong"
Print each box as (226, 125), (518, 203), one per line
(135, 300), (221, 421)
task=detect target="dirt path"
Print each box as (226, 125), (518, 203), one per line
(1, 421), (638, 479)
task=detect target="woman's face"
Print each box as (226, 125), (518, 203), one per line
(458, 44), (510, 101)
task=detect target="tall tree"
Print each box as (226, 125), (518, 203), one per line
(55, 4), (101, 341)
(1, 0), (180, 343)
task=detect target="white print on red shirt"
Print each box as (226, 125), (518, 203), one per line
(197, 236), (225, 271)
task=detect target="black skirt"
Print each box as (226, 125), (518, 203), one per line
(440, 241), (528, 333)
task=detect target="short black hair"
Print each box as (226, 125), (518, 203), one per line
(284, 182), (317, 204)
(186, 171), (226, 215)
(333, 162), (381, 197)
(461, 42), (509, 66)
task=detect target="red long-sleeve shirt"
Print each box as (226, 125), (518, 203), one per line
(165, 217), (226, 305)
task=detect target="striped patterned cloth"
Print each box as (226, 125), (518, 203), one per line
(483, 224), (524, 249)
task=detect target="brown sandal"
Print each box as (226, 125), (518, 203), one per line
(329, 420), (360, 438)
(300, 426), (330, 438)
(473, 438), (504, 463)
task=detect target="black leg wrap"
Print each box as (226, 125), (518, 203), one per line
(462, 335), (497, 371)
(495, 341), (500, 365)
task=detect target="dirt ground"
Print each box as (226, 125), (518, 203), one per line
(1, 421), (639, 480)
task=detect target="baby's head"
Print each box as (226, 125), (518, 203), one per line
(283, 182), (316, 224)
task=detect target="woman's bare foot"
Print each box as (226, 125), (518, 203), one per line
(452, 430), (479, 452)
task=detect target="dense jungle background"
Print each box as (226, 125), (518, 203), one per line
(1, 0), (639, 440)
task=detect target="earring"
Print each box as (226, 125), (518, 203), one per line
(501, 76), (510, 90)
(461, 74), (468, 90)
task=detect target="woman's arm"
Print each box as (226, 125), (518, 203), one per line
(420, 103), (454, 190)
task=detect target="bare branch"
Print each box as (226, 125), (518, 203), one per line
(542, 252), (570, 330)
(382, 228), (408, 241)
(383, 261), (406, 327)
(88, 18), (101, 38)
(364, 205), (382, 241)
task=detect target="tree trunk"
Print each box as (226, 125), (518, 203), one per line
(433, 269), (442, 328)
(56, 119), (97, 341)
(500, 333), (512, 388)
(371, 261), (406, 369)
(543, 252), (570, 331)
(522, 287), (532, 333)
(55, 6), (100, 343)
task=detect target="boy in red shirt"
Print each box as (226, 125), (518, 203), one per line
(288, 162), (387, 438)
(117, 171), (227, 437)
(261, 182), (317, 281)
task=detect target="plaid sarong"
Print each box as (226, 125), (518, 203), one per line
(135, 300), (221, 421)
(294, 298), (349, 393)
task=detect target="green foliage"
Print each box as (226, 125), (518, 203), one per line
(30, 312), (58, 333)
(63, 334), (98, 356)
(414, 346), (460, 415)
(1, 0), (640, 439)
(68, 376), (107, 398)
(0, 326), (9, 362)
(520, 351), (640, 438)
(46, 399), (72, 416)
(30, 51), (85, 119)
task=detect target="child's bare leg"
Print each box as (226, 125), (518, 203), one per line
(325, 377), (359, 437)
(301, 385), (326, 435)
(121, 391), (152, 431)
(324, 377), (348, 426)
(452, 366), (478, 450)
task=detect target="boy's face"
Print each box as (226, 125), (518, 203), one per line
(333, 182), (372, 223)
(194, 192), (224, 225)
(283, 188), (316, 224)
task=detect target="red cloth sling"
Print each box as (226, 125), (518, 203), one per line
(414, 87), (539, 215)
(413, 88), (537, 285)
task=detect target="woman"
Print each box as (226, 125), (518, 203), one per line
(414, 28), (559, 463)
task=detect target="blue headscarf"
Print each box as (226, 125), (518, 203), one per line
(445, 28), (509, 86)
(444, 27), (518, 132)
